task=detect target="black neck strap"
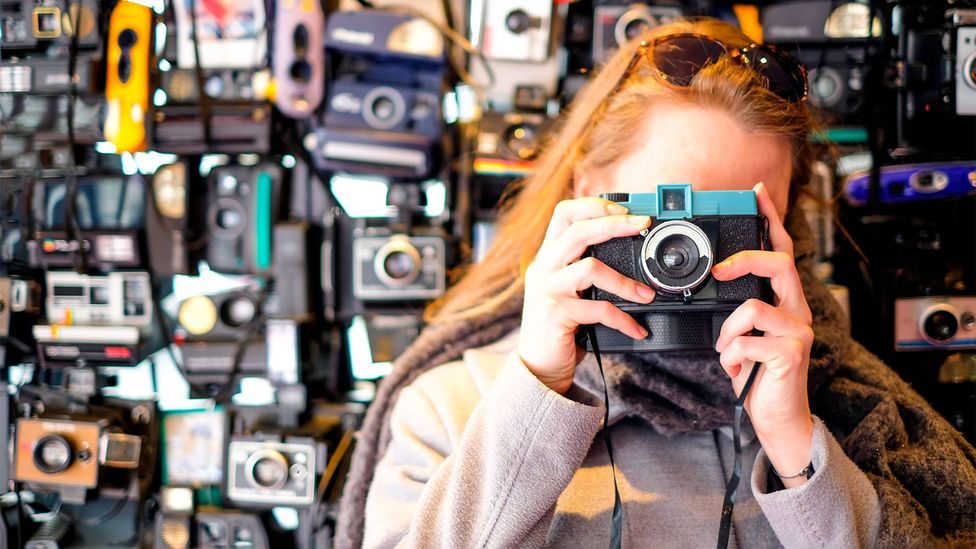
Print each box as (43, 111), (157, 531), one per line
(584, 326), (763, 549)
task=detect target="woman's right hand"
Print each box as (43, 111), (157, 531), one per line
(518, 197), (657, 395)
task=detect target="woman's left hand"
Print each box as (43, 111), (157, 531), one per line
(711, 182), (815, 488)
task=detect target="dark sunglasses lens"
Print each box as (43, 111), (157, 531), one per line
(740, 46), (808, 102)
(652, 36), (727, 87)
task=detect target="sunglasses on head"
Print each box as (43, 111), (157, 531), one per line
(615, 33), (809, 104)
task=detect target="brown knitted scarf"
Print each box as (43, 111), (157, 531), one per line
(335, 210), (976, 548)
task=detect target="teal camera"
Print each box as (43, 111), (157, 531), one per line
(585, 184), (770, 352)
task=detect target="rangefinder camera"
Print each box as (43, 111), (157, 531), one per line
(585, 184), (770, 352)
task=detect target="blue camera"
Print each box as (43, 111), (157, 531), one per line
(584, 184), (770, 352)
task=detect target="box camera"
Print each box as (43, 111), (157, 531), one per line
(352, 232), (446, 302)
(13, 418), (141, 501)
(0, 0), (102, 94)
(894, 296), (976, 352)
(225, 435), (319, 508)
(844, 161), (976, 206)
(584, 184), (769, 352)
(146, 161), (205, 277)
(312, 10), (446, 179)
(205, 163), (282, 275)
(592, 3), (682, 65)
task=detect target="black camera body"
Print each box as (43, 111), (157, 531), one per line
(585, 185), (769, 352)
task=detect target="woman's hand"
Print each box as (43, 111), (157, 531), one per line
(711, 182), (815, 488)
(519, 197), (656, 395)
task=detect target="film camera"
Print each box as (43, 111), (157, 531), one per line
(592, 2), (683, 65)
(901, 8), (976, 158)
(33, 271), (154, 368)
(352, 230), (446, 302)
(204, 163), (282, 275)
(225, 435), (321, 508)
(894, 296), (976, 351)
(152, 0), (272, 153)
(312, 10), (446, 179)
(13, 397), (156, 504)
(0, 0), (102, 94)
(763, 0), (880, 123)
(0, 276), (42, 366)
(585, 184), (769, 352)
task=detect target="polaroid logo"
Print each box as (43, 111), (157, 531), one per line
(43, 73), (71, 87)
(330, 92), (362, 114)
(41, 238), (91, 254)
(45, 345), (80, 359)
(40, 421), (79, 434)
(331, 27), (374, 47)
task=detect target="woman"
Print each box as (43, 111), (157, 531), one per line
(336, 17), (976, 548)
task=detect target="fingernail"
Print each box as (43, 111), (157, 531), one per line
(607, 203), (629, 215)
(637, 284), (655, 301)
(628, 215), (650, 227)
(636, 328), (649, 340)
(754, 182), (765, 193)
(713, 260), (731, 273)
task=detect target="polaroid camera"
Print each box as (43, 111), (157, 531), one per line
(311, 10), (447, 179)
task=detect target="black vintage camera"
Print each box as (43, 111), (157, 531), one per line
(900, 8), (976, 158)
(151, 0), (272, 154)
(763, 0), (880, 124)
(311, 9), (446, 179)
(0, 0), (103, 94)
(585, 184), (769, 352)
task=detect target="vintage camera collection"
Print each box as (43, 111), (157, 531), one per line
(0, 0), (974, 546)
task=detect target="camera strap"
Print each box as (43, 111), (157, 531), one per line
(585, 326), (763, 549)
(585, 325), (623, 549)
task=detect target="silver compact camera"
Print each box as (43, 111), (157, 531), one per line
(894, 296), (976, 351)
(353, 233), (446, 301)
(592, 3), (682, 64)
(225, 436), (319, 508)
(953, 10), (976, 115)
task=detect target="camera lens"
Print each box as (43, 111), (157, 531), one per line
(504, 123), (540, 160)
(245, 450), (289, 490)
(923, 309), (958, 343)
(641, 220), (713, 294)
(33, 435), (72, 474)
(964, 51), (976, 90)
(383, 251), (416, 281)
(362, 87), (406, 130)
(289, 60), (312, 84)
(374, 239), (422, 288)
(220, 295), (256, 328)
(807, 67), (844, 108)
(656, 234), (700, 279)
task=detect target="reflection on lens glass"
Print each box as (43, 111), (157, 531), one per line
(383, 251), (415, 280)
(654, 234), (699, 279)
(40, 442), (70, 469)
(221, 297), (255, 327)
(371, 97), (397, 122)
(253, 457), (287, 488)
(924, 311), (958, 342)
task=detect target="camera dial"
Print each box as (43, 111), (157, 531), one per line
(640, 220), (713, 294)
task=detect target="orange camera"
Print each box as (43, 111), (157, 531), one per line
(104, 0), (153, 152)
(13, 418), (142, 491)
(14, 418), (101, 489)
